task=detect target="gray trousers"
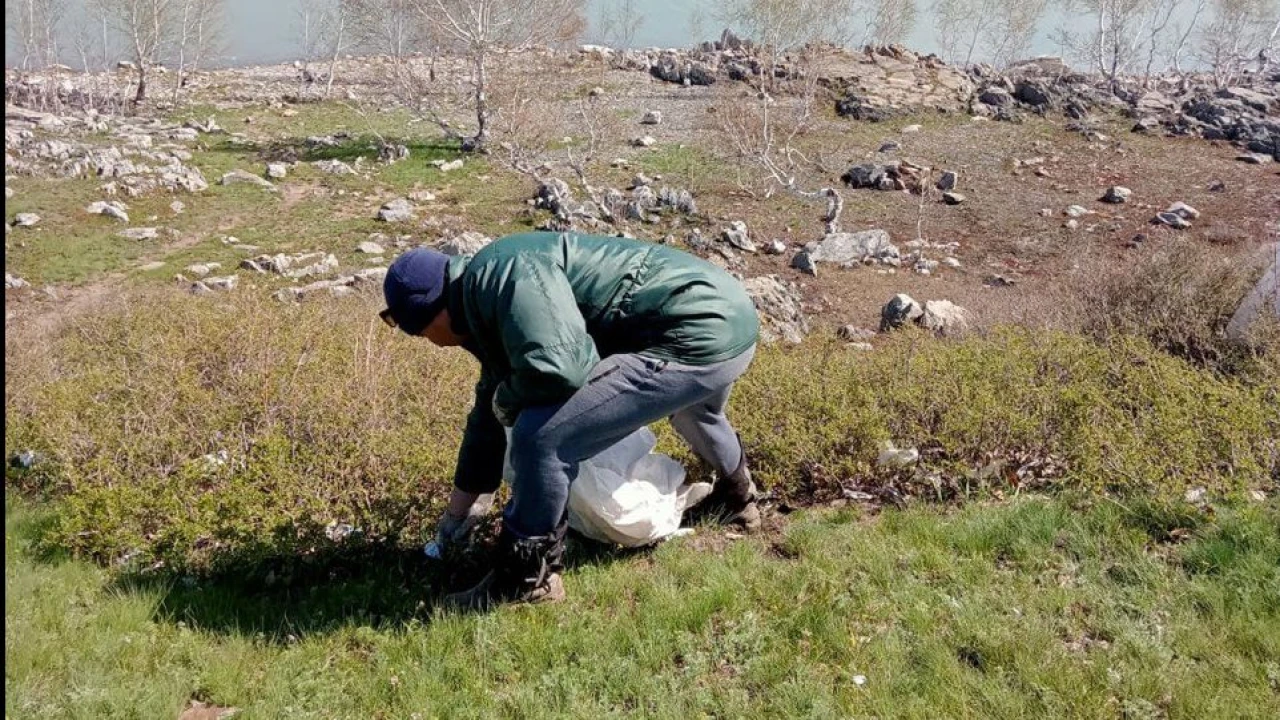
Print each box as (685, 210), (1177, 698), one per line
(504, 346), (756, 538)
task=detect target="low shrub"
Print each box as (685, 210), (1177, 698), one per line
(5, 288), (1277, 572)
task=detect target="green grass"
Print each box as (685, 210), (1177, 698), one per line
(7, 492), (1278, 718)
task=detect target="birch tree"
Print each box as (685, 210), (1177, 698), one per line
(171, 0), (224, 101)
(932, 0), (1050, 66)
(1197, 0), (1280, 86)
(7, 0), (67, 70)
(91, 0), (175, 103)
(405, 0), (587, 150)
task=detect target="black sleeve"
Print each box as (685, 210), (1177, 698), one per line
(452, 368), (506, 494)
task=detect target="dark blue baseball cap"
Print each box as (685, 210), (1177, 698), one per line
(381, 248), (450, 336)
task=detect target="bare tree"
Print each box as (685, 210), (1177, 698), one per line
(717, 0), (861, 92)
(346, 0), (425, 73)
(91, 0), (176, 103)
(596, 0), (645, 48)
(1064, 0), (1183, 91)
(1197, 0), (1280, 86)
(1169, 0), (1209, 84)
(713, 48), (848, 237)
(932, 0), (1050, 66)
(405, 0), (587, 150)
(859, 0), (919, 46)
(294, 0), (357, 99)
(7, 0), (67, 69)
(171, 0), (225, 102)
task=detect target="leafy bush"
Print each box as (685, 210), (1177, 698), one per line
(5, 288), (1277, 572)
(1079, 238), (1279, 378)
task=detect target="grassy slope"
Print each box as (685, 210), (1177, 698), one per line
(7, 493), (1279, 719)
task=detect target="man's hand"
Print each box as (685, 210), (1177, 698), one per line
(434, 487), (495, 553)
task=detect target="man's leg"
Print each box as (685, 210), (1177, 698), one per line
(504, 352), (721, 538)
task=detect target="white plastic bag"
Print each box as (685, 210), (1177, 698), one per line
(504, 428), (711, 547)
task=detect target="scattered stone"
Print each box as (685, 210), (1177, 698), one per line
(901, 124), (922, 134)
(1165, 201), (1200, 220)
(118, 227), (159, 240)
(13, 213), (40, 227)
(1064, 219), (1080, 230)
(5, 273), (31, 289)
(1208, 180), (1227, 192)
(1101, 186), (1132, 204)
(184, 262), (221, 278)
(632, 135), (657, 148)
(742, 275), (809, 344)
(837, 325), (875, 342)
(170, 200), (186, 214)
(87, 200), (130, 222)
(656, 187), (698, 214)
(641, 110), (663, 125)
(377, 197), (415, 223)
(357, 241), (385, 254)
(878, 141), (900, 153)
(220, 169), (275, 190)
(984, 274), (1017, 288)
(880, 293), (923, 331)
(437, 159), (464, 172)
(266, 163), (289, 179)
(1065, 205), (1090, 218)
(1236, 153), (1271, 165)
(764, 239), (787, 255)
(438, 231), (492, 256)
(919, 299), (970, 337)
(9, 449), (40, 469)
(137, 261), (166, 271)
(943, 257), (961, 268)
(631, 173), (654, 188)
(588, 86), (605, 97)
(378, 144), (410, 164)
(191, 275), (239, 293)
(313, 159), (356, 175)
(936, 171), (958, 191)
(942, 191), (966, 205)
(721, 221), (756, 253)
(790, 251), (818, 276)
(807, 229), (899, 267)
(841, 163), (889, 189)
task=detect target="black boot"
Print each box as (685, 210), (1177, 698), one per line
(695, 437), (762, 532)
(442, 521), (567, 612)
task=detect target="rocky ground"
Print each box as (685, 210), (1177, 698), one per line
(4, 41), (1278, 342)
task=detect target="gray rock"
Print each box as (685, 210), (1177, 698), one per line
(641, 110), (663, 125)
(790, 251), (818, 276)
(942, 192), (966, 205)
(202, 275), (239, 292)
(1236, 153), (1272, 165)
(9, 449), (40, 468)
(220, 169), (275, 190)
(13, 213), (40, 227)
(377, 197), (414, 223)
(437, 159), (464, 172)
(764, 239), (787, 255)
(266, 163), (289, 179)
(837, 325), (875, 342)
(722, 221), (756, 253)
(632, 135), (657, 148)
(1065, 205), (1090, 218)
(118, 227), (159, 240)
(170, 200), (185, 214)
(979, 87), (1014, 107)
(378, 144), (410, 164)
(184, 262), (221, 278)
(1165, 201), (1200, 220)
(936, 171), (958, 191)
(878, 141), (901, 153)
(880, 293), (923, 331)
(742, 275), (809, 344)
(313, 159), (356, 175)
(1155, 212), (1191, 229)
(438, 231), (492, 256)
(137, 261), (166, 271)
(808, 229), (899, 267)
(285, 253), (339, 279)
(5, 272), (31, 289)
(87, 200), (130, 222)
(352, 267), (389, 285)
(842, 163), (889, 189)
(357, 241), (385, 254)
(1101, 186), (1132, 204)
(657, 187), (697, 214)
(919, 299), (970, 337)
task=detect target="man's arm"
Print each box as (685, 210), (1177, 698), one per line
(453, 369), (505, 494)
(490, 255), (599, 424)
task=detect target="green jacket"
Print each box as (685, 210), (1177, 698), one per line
(445, 231), (759, 493)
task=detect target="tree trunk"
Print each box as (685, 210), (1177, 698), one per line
(135, 66), (148, 103)
(472, 49), (489, 150)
